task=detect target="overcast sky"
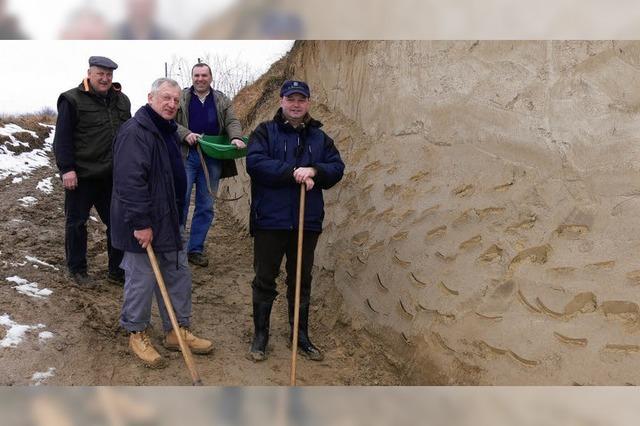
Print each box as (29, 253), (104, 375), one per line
(0, 40), (293, 115)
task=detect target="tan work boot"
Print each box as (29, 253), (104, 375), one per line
(129, 331), (165, 368)
(163, 327), (213, 355)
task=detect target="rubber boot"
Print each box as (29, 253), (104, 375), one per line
(289, 303), (324, 361)
(249, 301), (273, 362)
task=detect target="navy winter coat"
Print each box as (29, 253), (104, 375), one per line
(111, 106), (183, 253)
(247, 109), (345, 234)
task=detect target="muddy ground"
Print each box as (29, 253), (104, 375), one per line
(0, 130), (401, 386)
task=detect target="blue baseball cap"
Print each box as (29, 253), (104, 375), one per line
(280, 80), (310, 98)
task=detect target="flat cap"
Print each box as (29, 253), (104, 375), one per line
(88, 56), (118, 70)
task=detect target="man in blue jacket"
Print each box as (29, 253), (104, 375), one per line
(111, 78), (213, 368)
(246, 80), (345, 362)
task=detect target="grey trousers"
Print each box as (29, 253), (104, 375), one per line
(119, 246), (192, 333)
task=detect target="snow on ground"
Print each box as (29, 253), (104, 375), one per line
(36, 177), (53, 194)
(18, 196), (37, 206)
(31, 367), (56, 386)
(0, 123), (55, 180)
(6, 276), (53, 299)
(0, 314), (46, 348)
(38, 331), (54, 341)
(0, 124), (38, 139)
(25, 256), (59, 271)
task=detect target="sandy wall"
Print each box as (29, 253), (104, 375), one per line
(224, 40), (640, 384)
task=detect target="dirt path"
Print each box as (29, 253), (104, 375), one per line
(0, 148), (400, 385)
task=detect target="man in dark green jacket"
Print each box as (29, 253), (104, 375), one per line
(53, 56), (131, 287)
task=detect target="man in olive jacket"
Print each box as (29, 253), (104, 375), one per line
(175, 62), (245, 268)
(53, 56), (131, 287)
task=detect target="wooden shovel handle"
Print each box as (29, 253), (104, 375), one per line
(290, 183), (306, 386)
(146, 245), (202, 386)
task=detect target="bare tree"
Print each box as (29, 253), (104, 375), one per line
(167, 53), (257, 97)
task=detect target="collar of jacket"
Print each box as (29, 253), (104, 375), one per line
(273, 107), (322, 131)
(133, 105), (176, 139)
(143, 104), (178, 135)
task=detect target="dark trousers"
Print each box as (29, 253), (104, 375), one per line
(252, 229), (320, 305)
(64, 176), (123, 274)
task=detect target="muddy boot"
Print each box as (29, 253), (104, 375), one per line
(107, 269), (125, 286)
(188, 252), (209, 267)
(163, 327), (214, 355)
(69, 270), (95, 289)
(249, 301), (273, 362)
(129, 330), (165, 368)
(289, 304), (324, 361)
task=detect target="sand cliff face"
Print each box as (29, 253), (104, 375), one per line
(226, 41), (640, 384)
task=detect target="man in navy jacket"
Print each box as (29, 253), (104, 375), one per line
(111, 78), (213, 368)
(246, 80), (345, 362)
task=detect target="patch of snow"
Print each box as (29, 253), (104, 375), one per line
(0, 124), (39, 138)
(0, 314), (45, 348)
(12, 177), (23, 184)
(6, 276), (53, 299)
(31, 367), (56, 386)
(0, 123), (54, 181)
(36, 177), (53, 194)
(89, 216), (98, 222)
(18, 196), (37, 207)
(25, 256), (59, 271)
(38, 331), (54, 341)
(9, 261), (27, 267)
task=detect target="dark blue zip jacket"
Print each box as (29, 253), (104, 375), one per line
(247, 109), (344, 234)
(110, 106), (183, 253)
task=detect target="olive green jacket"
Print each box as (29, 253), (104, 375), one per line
(58, 80), (131, 179)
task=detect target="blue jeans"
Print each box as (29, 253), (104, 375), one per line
(183, 147), (222, 254)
